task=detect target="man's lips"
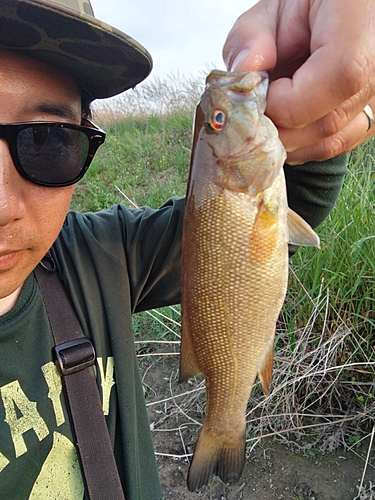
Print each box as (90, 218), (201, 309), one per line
(0, 250), (22, 270)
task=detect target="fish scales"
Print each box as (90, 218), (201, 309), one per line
(186, 178), (288, 419)
(180, 70), (320, 492)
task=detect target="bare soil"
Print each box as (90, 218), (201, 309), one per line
(155, 433), (374, 499)
(139, 352), (375, 500)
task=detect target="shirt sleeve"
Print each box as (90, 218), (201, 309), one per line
(117, 197), (184, 313)
(284, 154), (348, 229)
(284, 154), (348, 256)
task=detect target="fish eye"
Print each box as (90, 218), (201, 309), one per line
(209, 109), (226, 131)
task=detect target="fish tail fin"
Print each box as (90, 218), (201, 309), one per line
(187, 423), (246, 492)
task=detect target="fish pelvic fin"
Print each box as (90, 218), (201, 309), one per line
(179, 313), (201, 382)
(258, 333), (275, 396)
(187, 424), (246, 492)
(287, 208), (320, 248)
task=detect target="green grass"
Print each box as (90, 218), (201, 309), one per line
(285, 142), (375, 347)
(70, 75), (202, 212)
(70, 109), (193, 212)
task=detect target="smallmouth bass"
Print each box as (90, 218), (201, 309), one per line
(180, 70), (320, 491)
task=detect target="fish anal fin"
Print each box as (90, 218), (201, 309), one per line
(287, 208), (320, 248)
(258, 333), (275, 396)
(187, 424), (246, 491)
(179, 313), (201, 382)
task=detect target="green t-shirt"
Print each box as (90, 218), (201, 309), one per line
(0, 274), (85, 497)
(0, 156), (348, 499)
(0, 197), (185, 500)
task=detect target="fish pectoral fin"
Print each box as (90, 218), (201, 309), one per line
(258, 333), (275, 396)
(287, 208), (320, 248)
(179, 314), (201, 382)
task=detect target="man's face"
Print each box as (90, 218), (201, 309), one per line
(0, 49), (81, 299)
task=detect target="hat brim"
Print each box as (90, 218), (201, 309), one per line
(0, 0), (153, 99)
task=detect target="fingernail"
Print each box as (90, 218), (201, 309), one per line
(230, 50), (266, 72)
(230, 48), (250, 71)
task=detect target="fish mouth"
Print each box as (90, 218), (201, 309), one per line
(226, 138), (268, 162)
(229, 147), (259, 161)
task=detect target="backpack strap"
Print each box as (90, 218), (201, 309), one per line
(34, 252), (125, 500)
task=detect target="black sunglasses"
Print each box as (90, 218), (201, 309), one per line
(0, 120), (106, 187)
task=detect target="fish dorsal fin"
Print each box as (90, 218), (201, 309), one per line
(287, 208), (320, 248)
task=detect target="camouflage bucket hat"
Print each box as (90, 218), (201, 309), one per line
(0, 0), (153, 99)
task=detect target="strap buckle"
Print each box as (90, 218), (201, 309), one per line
(54, 338), (96, 376)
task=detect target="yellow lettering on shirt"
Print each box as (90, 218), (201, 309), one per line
(97, 357), (115, 416)
(30, 432), (84, 499)
(41, 362), (65, 427)
(0, 451), (10, 473)
(0, 381), (49, 457)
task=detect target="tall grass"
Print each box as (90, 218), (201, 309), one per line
(282, 143), (375, 375)
(288, 147), (375, 333)
(71, 77), (203, 212)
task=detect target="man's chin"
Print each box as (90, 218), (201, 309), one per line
(0, 253), (37, 300)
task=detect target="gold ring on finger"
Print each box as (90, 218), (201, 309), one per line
(363, 105), (374, 131)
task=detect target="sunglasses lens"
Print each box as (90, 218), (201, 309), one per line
(16, 125), (90, 185)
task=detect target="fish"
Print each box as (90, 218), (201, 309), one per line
(179, 70), (320, 492)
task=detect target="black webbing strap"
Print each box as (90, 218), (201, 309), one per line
(34, 253), (125, 500)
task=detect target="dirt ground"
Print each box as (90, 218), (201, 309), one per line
(155, 434), (374, 500)
(139, 352), (375, 500)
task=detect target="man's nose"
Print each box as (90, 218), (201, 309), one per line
(0, 139), (27, 226)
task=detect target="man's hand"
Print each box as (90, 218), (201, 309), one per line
(223, 0), (375, 164)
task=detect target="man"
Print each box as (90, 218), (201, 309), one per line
(0, 1), (370, 499)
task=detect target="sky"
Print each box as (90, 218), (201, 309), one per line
(92, 0), (258, 82)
